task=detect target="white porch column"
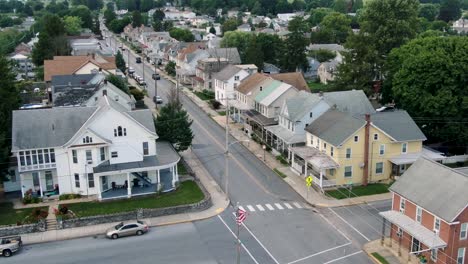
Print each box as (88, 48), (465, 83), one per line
(304, 160), (308, 177)
(171, 166), (176, 187)
(175, 163), (179, 182)
(96, 175), (102, 200)
(127, 172), (131, 198)
(319, 169), (323, 188)
(157, 169), (161, 191)
(20, 173), (24, 198)
(38, 171), (43, 197)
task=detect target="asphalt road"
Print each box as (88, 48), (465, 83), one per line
(22, 25), (393, 264)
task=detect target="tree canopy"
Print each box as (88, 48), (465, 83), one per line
(64, 16), (83, 36)
(115, 51), (126, 73)
(280, 16), (309, 72)
(32, 14), (70, 65)
(386, 36), (468, 146)
(169, 28), (195, 42)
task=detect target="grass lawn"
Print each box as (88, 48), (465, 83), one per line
(273, 168), (287, 178)
(177, 162), (188, 175)
(371, 252), (390, 264)
(0, 203), (48, 226)
(66, 181), (204, 217)
(218, 111), (226, 116)
(193, 91), (214, 101)
(308, 81), (331, 93)
(326, 183), (392, 200)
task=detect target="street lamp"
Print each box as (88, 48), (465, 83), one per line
(262, 145), (266, 162)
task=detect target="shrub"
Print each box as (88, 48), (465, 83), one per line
(130, 88), (145, 101)
(59, 193), (82, 201)
(276, 155), (289, 165)
(22, 189), (42, 204)
(209, 99), (221, 109)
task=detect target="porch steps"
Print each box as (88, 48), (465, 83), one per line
(131, 172), (152, 185)
(46, 218), (58, 231)
(46, 203), (59, 231)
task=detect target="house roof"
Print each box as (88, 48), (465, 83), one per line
(322, 90), (376, 115)
(370, 110), (427, 142)
(44, 55), (116, 82)
(236, 73), (270, 94)
(390, 158), (468, 223)
(207, 48), (241, 64)
(255, 80), (282, 102)
(51, 73), (98, 87)
(308, 44), (345, 52)
(214, 64), (242, 81)
(12, 107), (98, 151)
(260, 82), (292, 106)
(125, 110), (156, 134)
(270, 72), (309, 91)
(305, 110), (366, 147)
(284, 91), (322, 121)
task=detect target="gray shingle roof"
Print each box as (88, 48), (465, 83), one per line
(12, 107), (98, 151)
(207, 48), (241, 64)
(390, 158), (468, 222)
(126, 110), (156, 134)
(371, 110), (426, 142)
(284, 91), (321, 121)
(323, 90), (376, 115)
(51, 74), (97, 87)
(214, 64), (242, 82)
(305, 110), (365, 146)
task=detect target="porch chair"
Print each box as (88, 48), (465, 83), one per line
(111, 182), (117, 190)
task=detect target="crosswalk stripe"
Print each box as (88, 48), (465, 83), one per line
(239, 206), (246, 212)
(247, 205), (255, 212)
(265, 204), (275, 210)
(256, 204), (265, 211)
(284, 203), (293, 209)
(293, 202), (303, 208)
(274, 203), (284, 210)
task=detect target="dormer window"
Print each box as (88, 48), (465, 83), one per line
(234, 75), (240, 81)
(114, 126), (127, 137)
(83, 136), (93, 144)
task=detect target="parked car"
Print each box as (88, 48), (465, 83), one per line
(135, 57), (142, 63)
(128, 67), (135, 74)
(152, 73), (160, 80)
(153, 96), (163, 104)
(0, 236), (22, 257)
(137, 77), (146, 86)
(106, 221), (149, 239)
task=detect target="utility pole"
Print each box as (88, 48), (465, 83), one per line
(127, 49), (130, 66)
(224, 96), (230, 199)
(142, 52), (145, 90)
(176, 71), (180, 103)
(154, 62), (158, 109)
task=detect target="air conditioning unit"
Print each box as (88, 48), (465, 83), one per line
(359, 162), (365, 168)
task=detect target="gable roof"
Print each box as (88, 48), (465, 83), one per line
(284, 91), (322, 121)
(125, 110), (156, 134)
(260, 82), (292, 106)
(390, 158), (468, 223)
(236, 73), (270, 94)
(207, 48), (241, 64)
(255, 80), (283, 102)
(44, 55), (116, 82)
(270, 72), (309, 91)
(12, 107), (98, 151)
(51, 73), (98, 87)
(322, 90), (375, 115)
(370, 110), (426, 142)
(214, 64), (242, 81)
(305, 110), (366, 146)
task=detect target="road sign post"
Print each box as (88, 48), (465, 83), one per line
(306, 176), (313, 200)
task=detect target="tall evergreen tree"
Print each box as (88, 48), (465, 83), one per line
(132, 10), (142, 28)
(280, 16), (309, 72)
(245, 36), (264, 70)
(115, 51), (126, 73)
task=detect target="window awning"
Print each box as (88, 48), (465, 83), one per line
(389, 147), (446, 165)
(265, 125), (305, 144)
(379, 211), (447, 249)
(290, 146), (339, 170)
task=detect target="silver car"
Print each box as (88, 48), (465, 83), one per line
(106, 221), (149, 239)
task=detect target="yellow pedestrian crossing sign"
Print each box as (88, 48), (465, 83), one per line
(306, 176), (313, 186)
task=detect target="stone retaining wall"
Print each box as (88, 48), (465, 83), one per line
(61, 180), (211, 229)
(0, 220), (46, 237)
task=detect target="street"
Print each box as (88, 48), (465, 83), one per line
(13, 27), (394, 264)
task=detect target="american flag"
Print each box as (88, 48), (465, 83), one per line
(236, 208), (247, 225)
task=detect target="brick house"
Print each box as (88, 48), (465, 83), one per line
(380, 158), (468, 264)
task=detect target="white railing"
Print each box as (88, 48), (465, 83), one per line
(19, 163), (56, 172)
(312, 175), (336, 188)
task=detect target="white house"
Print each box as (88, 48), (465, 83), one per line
(237, 24), (252, 32)
(214, 64), (256, 105)
(11, 95), (180, 200)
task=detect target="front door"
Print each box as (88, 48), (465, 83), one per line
(101, 176), (109, 191)
(45, 171), (53, 191)
(411, 237), (421, 253)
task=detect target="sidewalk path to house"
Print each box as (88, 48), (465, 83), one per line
(363, 239), (408, 264)
(159, 71), (392, 208)
(20, 149), (229, 245)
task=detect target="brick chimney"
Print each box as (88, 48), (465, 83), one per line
(363, 114), (371, 186)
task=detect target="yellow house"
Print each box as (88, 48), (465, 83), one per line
(289, 109), (445, 188)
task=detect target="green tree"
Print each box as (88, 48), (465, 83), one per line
(152, 9), (165, 22)
(155, 92), (194, 152)
(32, 14), (69, 65)
(221, 18), (239, 34)
(280, 16), (309, 72)
(316, 12), (352, 44)
(310, 49), (336, 62)
(333, 0), (349, 13)
(333, 0), (420, 93)
(64, 16), (83, 35)
(140, 0), (154, 12)
(209, 26), (216, 34)
(438, 0), (461, 22)
(308, 7), (333, 26)
(169, 28), (195, 42)
(104, 8), (116, 25)
(153, 20), (163, 31)
(132, 10), (142, 28)
(165, 61), (176, 76)
(106, 74), (129, 94)
(386, 36), (468, 145)
(419, 4), (439, 22)
(0, 57), (20, 174)
(351, 0), (363, 12)
(69, 5), (93, 29)
(257, 33), (284, 65)
(220, 31), (253, 61)
(115, 50), (126, 73)
(244, 35), (264, 70)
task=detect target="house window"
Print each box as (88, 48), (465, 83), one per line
(461, 223), (468, 240)
(74, 173), (80, 188)
(375, 162), (383, 174)
(317, 139), (320, 148)
(100, 147), (105, 161)
(25, 151), (31, 165)
(111, 151), (118, 158)
(323, 143), (327, 149)
(86, 150), (92, 163)
(45, 171), (53, 190)
(50, 149), (55, 162)
(431, 248), (438, 262)
(373, 133), (378, 140)
(329, 169), (335, 176)
(434, 218), (441, 233)
(19, 151), (25, 166)
(400, 198), (406, 213)
(344, 166), (352, 178)
(143, 142), (149, 155)
(83, 136), (93, 143)
(354, 136), (359, 142)
(330, 147), (334, 157)
(115, 126), (127, 137)
(72, 150), (78, 164)
(38, 150), (43, 164)
(457, 248), (465, 264)
(379, 144), (385, 155)
(396, 227), (403, 237)
(310, 136), (314, 145)
(234, 75), (239, 81)
(309, 112), (313, 118)
(32, 150), (37, 164)
(416, 207), (422, 223)
(88, 173), (95, 188)
(346, 148), (351, 159)
(402, 142), (407, 153)
(44, 149), (50, 163)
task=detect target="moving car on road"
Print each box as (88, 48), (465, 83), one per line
(127, 67), (135, 75)
(0, 236), (22, 257)
(106, 221), (149, 239)
(135, 57), (142, 63)
(152, 73), (160, 80)
(153, 96), (163, 104)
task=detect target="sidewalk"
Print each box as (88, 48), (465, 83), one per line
(363, 238), (419, 264)
(160, 71), (392, 208)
